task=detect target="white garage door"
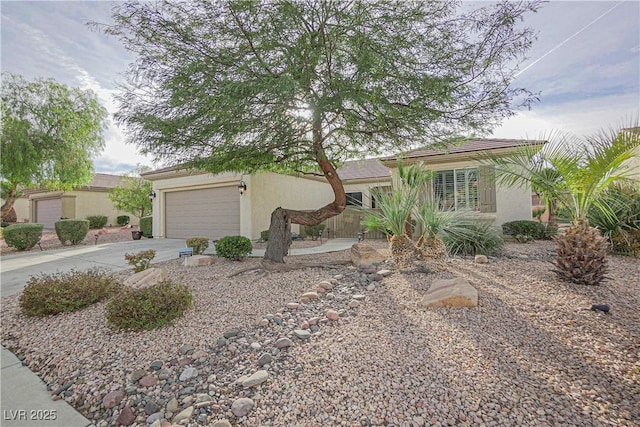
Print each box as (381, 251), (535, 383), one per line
(165, 186), (240, 239)
(35, 198), (62, 229)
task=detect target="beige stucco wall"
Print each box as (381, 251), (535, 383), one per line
(247, 172), (334, 239)
(4, 197), (30, 222)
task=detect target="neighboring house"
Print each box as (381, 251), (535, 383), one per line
(10, 174), (134, 229)
(381, 138), (547, 227)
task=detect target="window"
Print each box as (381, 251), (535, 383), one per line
(371, 186), (392, 208)
(434, 168), (479, 211)
(345, 192), (363, 206)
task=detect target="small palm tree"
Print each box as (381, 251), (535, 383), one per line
(485, 125), (640, 285)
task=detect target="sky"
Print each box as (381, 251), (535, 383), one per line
(1, 1), (639, 175)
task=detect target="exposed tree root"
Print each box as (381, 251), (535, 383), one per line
(229, 259), (352, 278)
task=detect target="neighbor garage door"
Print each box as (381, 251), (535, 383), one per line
(165, 186), (240, 239)
(35, 198), (62, 229)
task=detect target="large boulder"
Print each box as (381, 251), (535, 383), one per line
(123, 267), (167, 289)
(421, 277), (478, 308)
(350, 243), (385, 267)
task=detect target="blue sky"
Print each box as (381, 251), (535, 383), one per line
(2, 1), (639, 174)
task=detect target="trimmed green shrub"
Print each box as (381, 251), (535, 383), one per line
(3, 223), (44, 250)
(304, 223), (326, 241)
(502, 220), (546, 240)
(260, 230), (269, 241)
(215, 235), (253, 260)
(124, 249), (156, 272)
(140, 215), (152, 237)
(186, 237), (209, 255)
(86, 215), (108, 229)
(117, 215), (130, 226)
(55, 219), (90, 245)
(106, 281), (193, 331)
(442, 222), (504, 256)
(20, 268), (121, 317)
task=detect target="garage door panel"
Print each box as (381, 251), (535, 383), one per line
(35, 198), (62, 229)
(165, 187), (240, 239)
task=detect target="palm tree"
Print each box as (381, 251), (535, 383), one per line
(485, 125), (640, 285)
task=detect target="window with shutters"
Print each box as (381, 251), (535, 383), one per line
(433, 168), (480, 211)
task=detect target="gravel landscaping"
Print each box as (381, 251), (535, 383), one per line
(1, 240), (638, 427)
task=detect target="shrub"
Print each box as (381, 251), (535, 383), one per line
(117, 215), (130, 226)
(19, 268), (121, 317)
(3, 223), (44, 250)
(86, 215), (108, 229)
(106, 281), (193, 331)
(186, 237), (209, 255)
(260, 230), (269, 241)
(140, 215), (152, 237)
(55, 219), (90, 245)
(124, 249), (156, 272)
(502, 220), (547, 240)
(442, 222), (504, 256)
(610, 229), (640, 256)
(304, 223), (326, 240)
(215, 235), (253, 260)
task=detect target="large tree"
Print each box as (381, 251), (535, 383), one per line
(0, 74), (108, 221)
(103, 0), (540, 263)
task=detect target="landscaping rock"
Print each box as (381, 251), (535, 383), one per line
(139, 375), (157, 388)
(211, 420), (232, 427)
(172, 406), (194, 424)
(179, 344), (195, 355)
(257, 353), (273, 367)
(326, 309), (339, 321)
(123, 267), (167, 289)
(300, 291), (318, 301)
(179, 367), (198, 381)
(183, 255), (213, 266)
(474, 254), (489, 264)
(231, 398), (255, 417)
(116, 405), (134, 426)
(421, 277), (478, 308)
(350, 243), (385, 267)
(102, 390), (125, 409)
(242, 370), (269, 388)
(294, 329), (311, 339)
(275, 337), (293, 349)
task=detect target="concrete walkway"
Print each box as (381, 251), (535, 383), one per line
(0, 237), (357, 426)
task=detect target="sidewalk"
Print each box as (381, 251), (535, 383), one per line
(0, 237), (357, 427)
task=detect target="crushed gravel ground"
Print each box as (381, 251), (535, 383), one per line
(1, 240), (638, 427)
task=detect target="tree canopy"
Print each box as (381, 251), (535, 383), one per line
(108, 166), (153, 220)
(0, 73), (108, 220)
(103, 0), (540, 262)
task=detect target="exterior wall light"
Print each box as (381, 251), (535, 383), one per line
(148, 190), (156, 201)
(238, 181), (247, 195)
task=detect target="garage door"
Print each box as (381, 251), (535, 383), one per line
(165, 186), (240, 239)
(35, 198), (62, 229)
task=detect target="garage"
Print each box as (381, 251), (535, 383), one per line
(34, 198), (62, 229)
(164, 186), (240, 239)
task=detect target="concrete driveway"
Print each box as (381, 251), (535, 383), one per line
(1, 238), (188, 297)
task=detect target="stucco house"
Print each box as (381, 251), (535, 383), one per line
(144, 138), (545, 240)
(381, 138), (547, 227)
(10, 174), (134, 229)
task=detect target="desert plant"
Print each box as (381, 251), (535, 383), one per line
(55, 219), (90, 245)
(484, 124), (640, 285)
(3, 223), (43, 250)
(20, 268), (121, 317)
(260, 230), (269, 241)
(441, 222), (504, 256)
(86, 215), (108, 229)
(117, 215), (130, 226)
(502, 220), (546, 240)
(215, 235), (253, 260)
(532, 206), (546, 222)
(139, 215), (152, 237)
(304, 223), (326, 240)
(124, 249), (156, 272)
(106, 281), (193, 331)
(186, 237), (209, 255)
